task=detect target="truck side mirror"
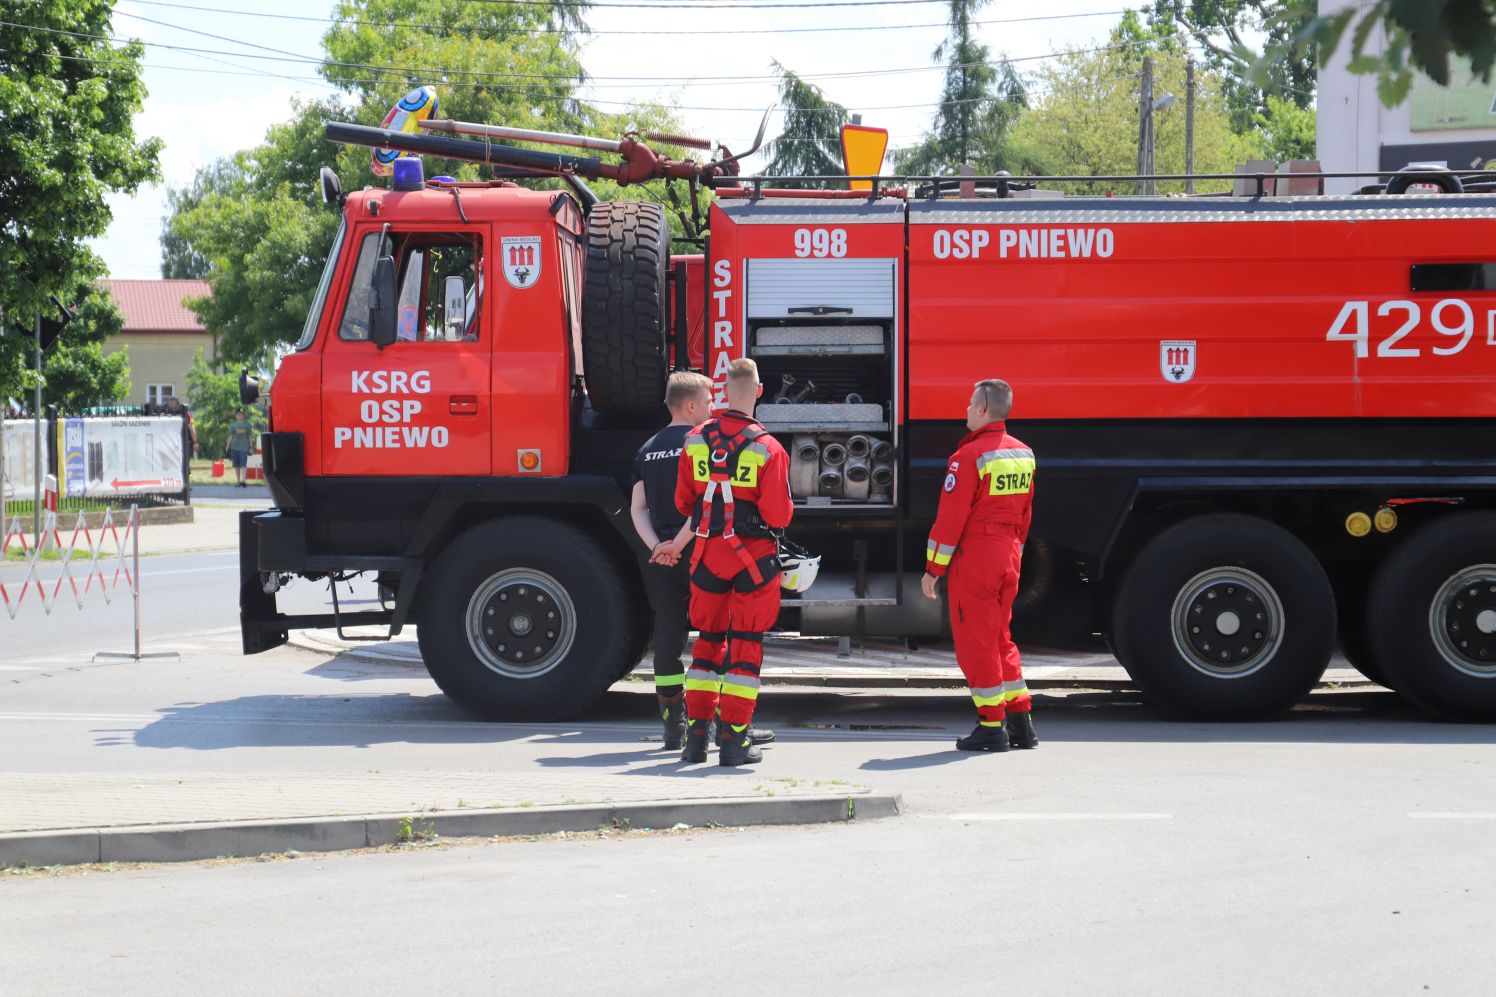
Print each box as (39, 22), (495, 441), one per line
(443, 275), (467, 340)
(369, 255), (398, 348)
(239, 368), (261, 405)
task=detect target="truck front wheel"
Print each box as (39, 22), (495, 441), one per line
(418, 518), (631, 721)
(1110, 514), (1336, 719)
(1367, 513), (1496, 721)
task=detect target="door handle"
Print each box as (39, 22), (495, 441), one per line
(449, 395), (479, 415)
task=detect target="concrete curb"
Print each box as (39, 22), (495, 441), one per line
(0, 792), (902, 869)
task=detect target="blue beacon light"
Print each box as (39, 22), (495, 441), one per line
(392, 157), (425, 191)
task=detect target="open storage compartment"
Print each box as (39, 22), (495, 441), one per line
(743, 259), (899, 511)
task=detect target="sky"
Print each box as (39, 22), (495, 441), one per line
(90, 0), (1138, 278)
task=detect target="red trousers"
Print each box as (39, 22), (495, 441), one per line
(684, 536), (780, 726)
(947, 523), (1030, 726)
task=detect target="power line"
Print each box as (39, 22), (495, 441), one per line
(112, 0), (1133, 37)
(7, 16), (1163, 91)
(44, 46), (1143, 117)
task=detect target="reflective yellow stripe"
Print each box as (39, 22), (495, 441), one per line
(654, 673), (686, 688)
(720, 681), (762, 701)
(685, 678), (721, 694)
(1003, 685), (1029, 702)
(971, 692), (1005, 708)
(977, 455), (1035, 496)
(979, 720), (1004, 728)
(929, 551), (952, 566)
(686, 442), (711, 483)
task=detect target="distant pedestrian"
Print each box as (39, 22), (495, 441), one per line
(922, 378), (1038, 752)
(225, 410), (255, 488)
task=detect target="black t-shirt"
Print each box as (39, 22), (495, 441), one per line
(631, 423), (691, 536)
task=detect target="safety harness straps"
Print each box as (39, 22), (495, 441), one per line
(689, 418), (771, 587)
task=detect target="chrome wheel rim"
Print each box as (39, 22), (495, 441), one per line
(1170, 567), (1285, 679)
(465, 568), (577, 679)
(1429, 565), (1496, 678)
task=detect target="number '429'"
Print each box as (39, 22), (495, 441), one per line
(1325, 298), (1491, 358)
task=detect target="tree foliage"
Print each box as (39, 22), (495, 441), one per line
(1150, 1), (1316, 130)
(186, 349), (265, 457)
(761, 62), (848, 181)
(1253, 1), (1491, 108)
(1008, 43), (1264, 194)
(893, 0), (1036, 175)
(162, 0), (699, 360)
(0, 0), (160, 403)
(41, 290), (132, 411)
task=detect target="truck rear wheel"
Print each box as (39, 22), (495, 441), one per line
(582, 201), (669, 417)
(417, 518), (630, 721)
(1110, 514), (1336, 719)
(1367, 513), (1496, 721)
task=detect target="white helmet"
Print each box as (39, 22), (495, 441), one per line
(778, 536), (821, 593)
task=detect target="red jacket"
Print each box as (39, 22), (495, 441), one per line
(925, 421), (1035, 577)
(675, 410), (794, 532)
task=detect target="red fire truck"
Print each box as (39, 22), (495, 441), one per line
(238, 117), (1496, 723)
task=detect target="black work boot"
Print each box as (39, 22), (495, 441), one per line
(681, 719), (710, 763)
(659, 694), (686, 751)
(1007, 711), (1039, 750)
(955, 722), (1010, 752)
(711, 714), (775, 746)
(718, 723), (764, 767)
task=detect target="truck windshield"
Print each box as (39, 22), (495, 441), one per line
(295, 219), (347, 350)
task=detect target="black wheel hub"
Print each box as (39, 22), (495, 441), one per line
(1183, 582), (1271, 666)
(1440, 579), (1496, 665)
(478, 583), (561, 665)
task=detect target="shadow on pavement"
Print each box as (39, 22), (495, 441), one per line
(106, 682), (1496, 753)
(859, 751), (985, 770)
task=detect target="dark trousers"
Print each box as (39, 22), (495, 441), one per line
(645, 556), (691, 697)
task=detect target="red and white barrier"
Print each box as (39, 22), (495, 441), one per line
(2, 506), (137, 620)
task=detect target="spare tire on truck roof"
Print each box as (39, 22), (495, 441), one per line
(581, 201), (670, 417)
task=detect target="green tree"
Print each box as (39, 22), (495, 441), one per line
(40, 290), (131, 410)
(1254, 94), (1316, 163)
(1008, 43), (1264, 194)
(165, 99), (347, 366)
(0, 0), (159, 402)
(894, 0), (1035, 175)
(186, 349), (265, 458)
(761, 62), (848, 182)
(1150, 1), (1316, 131)
(1257, 2), (1491, 108)
(163, 1), (697, 359)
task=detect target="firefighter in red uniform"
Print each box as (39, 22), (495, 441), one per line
(921, 378), (1039, 752)
(675, 358), (794, 766)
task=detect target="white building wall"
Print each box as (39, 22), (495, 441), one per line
(1317, 0), (1496, 192)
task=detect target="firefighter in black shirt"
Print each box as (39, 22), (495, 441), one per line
(631, 372), (715, 748)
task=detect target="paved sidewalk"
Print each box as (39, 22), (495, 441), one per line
(134, 501), (265, 556)
(0, 769), (868, 835)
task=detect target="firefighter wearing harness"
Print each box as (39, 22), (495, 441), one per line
(675, 358), (794, 766)
(921, 378), (1039, 752)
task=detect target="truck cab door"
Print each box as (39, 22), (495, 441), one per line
(320, 227), (492, 476)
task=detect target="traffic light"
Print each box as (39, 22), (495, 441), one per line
(37, 295), (74, 353)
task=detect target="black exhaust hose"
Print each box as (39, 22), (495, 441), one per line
(324, 121), (606, 179)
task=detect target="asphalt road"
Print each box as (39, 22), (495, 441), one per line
(4, 545), (1495, 994)
(3, 625), (1496, 993)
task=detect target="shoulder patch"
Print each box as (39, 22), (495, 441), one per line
(943, 472), (958, 493)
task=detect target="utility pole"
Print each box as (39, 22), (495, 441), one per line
(32, 311), (42, 545)
(1185, 59), (1196, 194)
(1136, 56), (1154, 195)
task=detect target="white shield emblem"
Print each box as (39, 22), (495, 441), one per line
(502, 236), (542, 289)
(1160, 340), (1196, 383)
